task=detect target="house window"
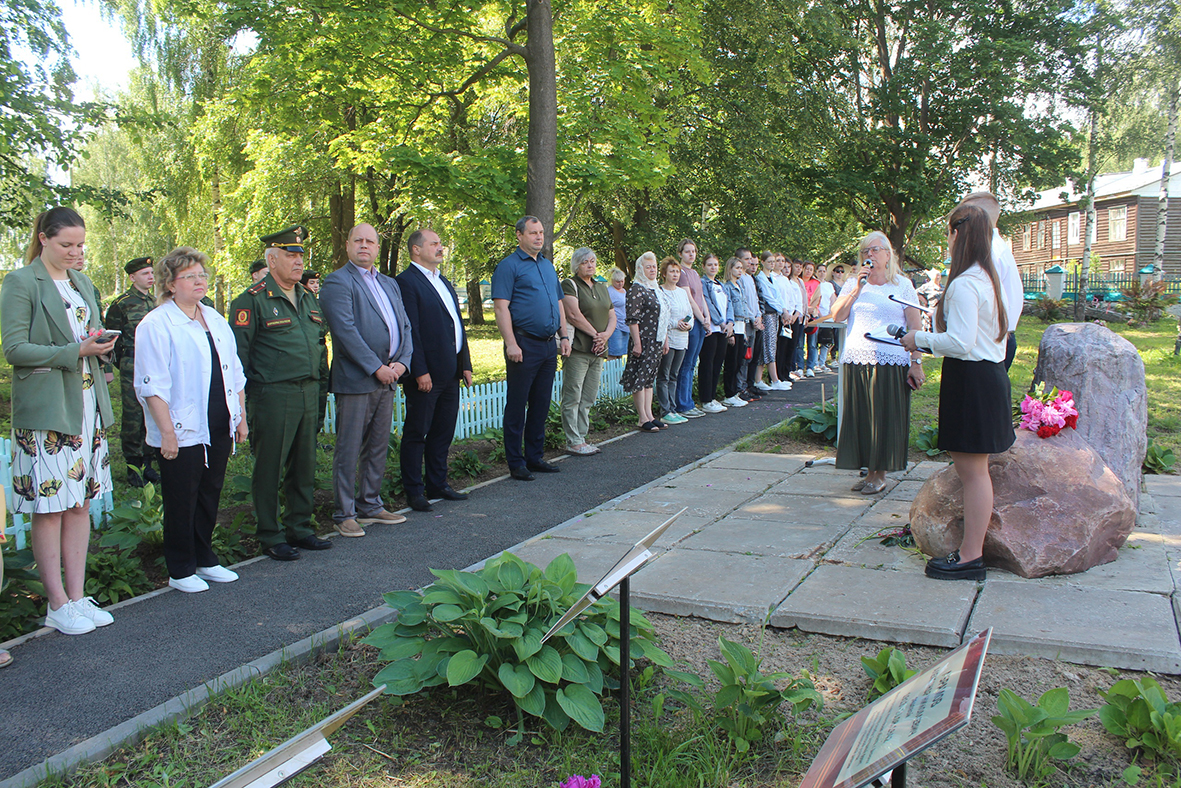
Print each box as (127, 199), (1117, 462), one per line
(1037, 220), (1046, 249)
(1108, 206), (1127, 242)
(1068, 212), (1080, 245)
(1052, 221), (1061, 250)
(1023, 224), (1032, 251)
(1110, 258), (1125, 273)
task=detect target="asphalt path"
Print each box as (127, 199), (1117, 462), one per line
(0, 375), (831, 781)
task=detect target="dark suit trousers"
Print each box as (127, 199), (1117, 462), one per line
(159, 430), (231, 579)
(503, 333), (557, 469)
(401, 376), (460, 497)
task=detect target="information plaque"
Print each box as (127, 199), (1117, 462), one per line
(800, 629), (992, 788)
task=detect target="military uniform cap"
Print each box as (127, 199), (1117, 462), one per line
(249, 258), (268, 274)
(125, 257), (153, 275)
(261, 225), (308, 253)
(300, 270), (320, 284)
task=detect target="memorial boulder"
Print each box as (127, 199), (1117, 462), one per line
(1031, 322), (1147, 508)
(910, 429), (1136, 578)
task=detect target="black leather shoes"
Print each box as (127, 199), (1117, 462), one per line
(510, 466), (535, 481)
(288, 535), (332, 551)
(526, 460), (561, 473)
(408, 494), (433, 512)
(426, 485), (468, 501)
(142, 464), (160, 484)
(127, 468), (144, 488)
(264, 543), (300, 561)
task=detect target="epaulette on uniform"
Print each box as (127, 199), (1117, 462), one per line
(247, 280), (267, 295)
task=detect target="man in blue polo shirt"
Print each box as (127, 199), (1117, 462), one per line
(492, 216), (571, 481)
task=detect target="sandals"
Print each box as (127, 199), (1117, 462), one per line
(0, 649), (11, 669)
(850, 479), (867, 491)
(640, 421), (662, 433)
(861, 480), (887, 495)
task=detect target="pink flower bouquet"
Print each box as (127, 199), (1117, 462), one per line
(1018, 383), (1079, 438)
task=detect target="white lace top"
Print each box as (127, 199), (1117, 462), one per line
(837, 276), (918, 366)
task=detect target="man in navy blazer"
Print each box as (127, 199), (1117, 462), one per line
(396, 229), (473, 512)
(318, 223), (413, 537)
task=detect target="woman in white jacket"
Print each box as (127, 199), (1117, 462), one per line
(902, 205), (1013, 582)
(135, 248), (248, 593)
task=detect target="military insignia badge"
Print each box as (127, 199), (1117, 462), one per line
(234, 308), (251, 327)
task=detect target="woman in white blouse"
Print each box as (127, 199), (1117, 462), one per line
(902, 205), (1013, 581)
(135, 248), (248, 593)
(829, 232), (924, 495)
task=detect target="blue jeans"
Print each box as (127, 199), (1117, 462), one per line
(675, 321), (706, 412)
(794, 330), (806, 373)
(806, 330), (820, 370)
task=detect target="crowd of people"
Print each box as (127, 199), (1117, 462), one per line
(0, 192), (1021, 663)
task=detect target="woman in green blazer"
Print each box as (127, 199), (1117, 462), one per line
(1, 207), (118, 636)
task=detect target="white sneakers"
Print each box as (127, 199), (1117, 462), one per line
(701, 401), (726, 413)
(723, 395), (748, 408)
(170, 575), (210, 593)
(45, 601), (97, 635)
(805, 368), (816, 377)
(73, 596), (114, 627)
(754, 381), (772, 392)
(197, 565), (240, 583)
(771, 380), (793, 391)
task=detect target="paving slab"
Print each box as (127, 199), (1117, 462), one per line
(768, 472), (893, 499)
(670, 467), (788, 493)
(548, 509), (712, 548)
(678, 516), (849, 559)
(824, 527), (929, 572)
(883, 480), (928, 503)
(630, 549), (813, 623)
(507, 537), (647, 584)
(732, 493), (873, 527)
(1151, 497), (1181, 536)
(1146, 476), (1181, 498)
(905, 461), (951, 480)
(1140, 493), (1159, 515)
(851, 498), (914, 531)
(967, 581), (1181, 673)
(613, 485), (755, 520)
(1049, 541), (1175, 595)
(702, 452), (810, 474)
(770, 564), (977, 647)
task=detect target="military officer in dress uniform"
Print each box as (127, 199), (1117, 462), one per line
(105, 256), (159, 487)
(230, 226), (332, 561)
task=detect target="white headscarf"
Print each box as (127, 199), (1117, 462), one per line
(633, 252), (659, 290)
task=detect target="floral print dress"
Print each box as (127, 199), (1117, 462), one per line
(10, 280), (113, 515)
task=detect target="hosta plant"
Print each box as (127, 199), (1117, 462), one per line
(861, 646), (918, 701)
(363, 551), (671, 738)
(1100, 676), (1181, 763)
(992, 687), (1097, 782)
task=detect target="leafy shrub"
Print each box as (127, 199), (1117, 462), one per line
(84, 550), (152, 605)
(0, 546), (44, 639)
(662, 635), (822, 753)
(99, 483), (164, 552)
(449, 449), (489, 479)
(591, 396), (636, 426)
(861, 646), (918, 701)
(1144, 440), (1177, 475)
(914, 424), (942, 457)
(225, 474), (253, 507)
(1031, 297), (1069, 323)
(992, 687), (1097, 782)
(545, 402), (565, 449)
(1122, 280), (1179, 326)
(212, 511), (255, 567)
(363, 552), (671, 737)
(382, 433), (405, 500)
(788, 398), (838, 443)
(1100, 676), (1181, 763)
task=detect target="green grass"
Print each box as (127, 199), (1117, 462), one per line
(464, 323), (509, 385)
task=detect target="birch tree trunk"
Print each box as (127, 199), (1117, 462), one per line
(1154, 76), (1178, 280)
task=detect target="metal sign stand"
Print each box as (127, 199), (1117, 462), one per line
(541, 508), (687, 788)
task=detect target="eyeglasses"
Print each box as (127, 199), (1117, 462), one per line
(176, 272), (210, 283)
(865, 246), (889, 254)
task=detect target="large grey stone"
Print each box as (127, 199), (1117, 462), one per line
(630, 549), (813, 623)
(705, 452), (810, 474)
(967, 581), (1181, 673)
(770, 564), (977, 647)
(1032, 322), (1147, 508)
(679, 516), (849, 559)
(910, 429), (1136, 578)
(732, 493), (873, 527)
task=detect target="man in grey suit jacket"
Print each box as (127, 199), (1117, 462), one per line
(318, 223), (413, 537)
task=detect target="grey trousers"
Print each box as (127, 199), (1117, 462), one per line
(332, 388), (394, 523)
(561, 350), (603, 445)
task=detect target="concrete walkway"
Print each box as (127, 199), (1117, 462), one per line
(511, 454), (1181, 674)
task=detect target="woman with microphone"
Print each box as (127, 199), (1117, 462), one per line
(901, 205), (1013, 580)
(829, 232), (924, 495)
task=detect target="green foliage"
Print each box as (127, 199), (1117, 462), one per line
(861, 646), (918, 701)
(363, 552), (672, 737)
(449, 449), (489, 479)
(1122, 281), (1179, 327)
(1144, 440), (1177, 475)
(1032, 297), (1070, 323)
(992, 687), (1098, 783)
(382, 433), (405, 500)
(1100, 676), (1181, 763)
(99, 483), (164, 552)
(0, 546), (44, 639)
(788, 398), (838, 444)
(591, 396), (637, 426)
(545, 402), (566, 450)
(211, 511), (255, 567)
(914, 424), (942, 457)
(225, 474), (254, 507)
(661, 635), (822, 753)
(84, 550), (153, 605)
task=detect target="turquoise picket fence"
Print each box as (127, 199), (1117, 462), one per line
(322, 356), (628, 438)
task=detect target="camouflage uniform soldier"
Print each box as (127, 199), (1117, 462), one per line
(105, 257), (158, 487)
(301, 270), (329, 430)
(231, 226), (331, 561)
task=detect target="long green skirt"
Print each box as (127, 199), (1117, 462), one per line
(835, 363), (911, 472)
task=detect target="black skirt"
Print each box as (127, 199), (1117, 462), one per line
(937, 357), (1016, 455)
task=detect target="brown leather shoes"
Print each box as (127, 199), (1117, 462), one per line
(357, 509), (407, 525)
(335, 518), (366, 537)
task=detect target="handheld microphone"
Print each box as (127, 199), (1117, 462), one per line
(886, 324), (907, 339)
(859, 259), (873, 283)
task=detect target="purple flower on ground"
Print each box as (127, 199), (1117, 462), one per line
(560, 776), (602, 788)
